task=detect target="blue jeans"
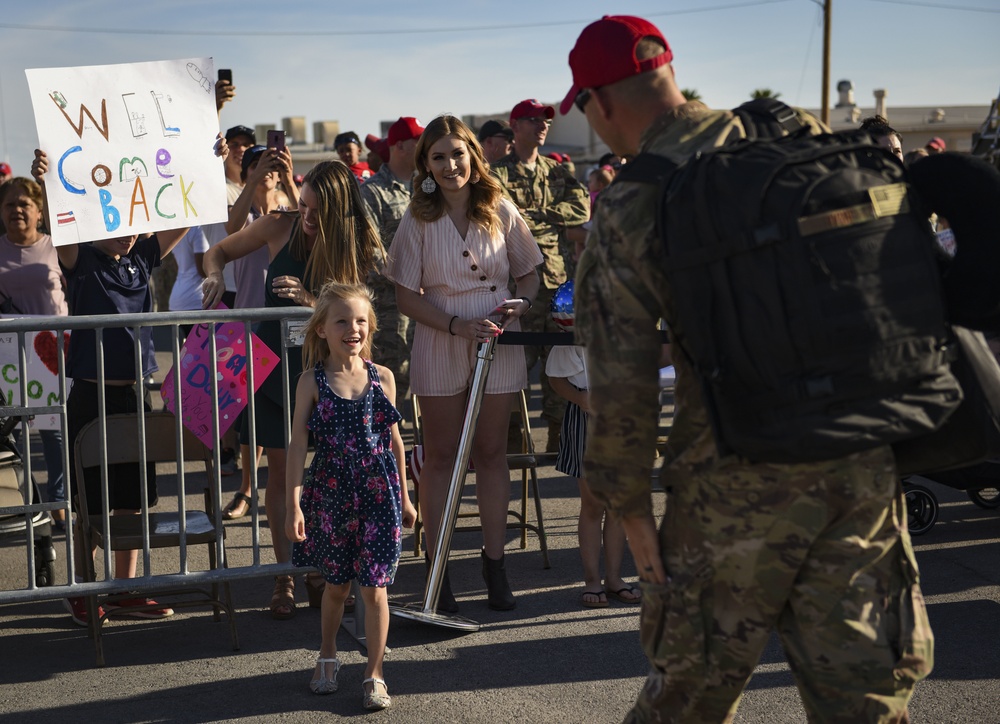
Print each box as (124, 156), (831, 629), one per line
(14, 428), (65, 503)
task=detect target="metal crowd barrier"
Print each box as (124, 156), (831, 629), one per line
(0, 306), (311, 607)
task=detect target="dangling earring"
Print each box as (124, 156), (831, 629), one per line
(421, 174), (437, 194)
(470, 172), (481, 184)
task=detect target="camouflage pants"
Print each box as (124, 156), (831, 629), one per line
(628, 445), (933, 723)
(372, 309), (411, 420)
(521, 284), (568, 425)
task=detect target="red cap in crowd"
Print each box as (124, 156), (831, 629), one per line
(387, 117), (424, 147)
(546, 152), (564, 163)
(0, 162), (11, 177)
(560, 15), (673, 115)
(510, 99), (555, 124)
(365, 134), (390, 164)
(927, 137), (946, 151)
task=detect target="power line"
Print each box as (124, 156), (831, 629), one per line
(0, 0), (793, 37)
(871, 0), (1000, 12)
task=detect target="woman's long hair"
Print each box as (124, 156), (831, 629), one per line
(410, 115), (503, 238)
(287, 160), (385, 293)
(302, 282), (378, 370)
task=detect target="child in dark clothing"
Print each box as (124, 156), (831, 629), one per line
(32, 140), (226, 626)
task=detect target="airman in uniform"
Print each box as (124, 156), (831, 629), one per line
(565, 15), (933, 723)
(493, 99), (590, 447)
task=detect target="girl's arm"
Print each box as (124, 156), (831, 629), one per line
(549, 375), (590, 413)
(285, 371), (317, 543)
(377, 364), (417, 528)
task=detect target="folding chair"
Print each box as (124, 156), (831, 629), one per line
(73, 411), (239, 666)
(409, 389), (549, 568)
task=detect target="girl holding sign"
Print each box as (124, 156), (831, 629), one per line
(202, 160), (385, 620)
(32, 138), (228, 626)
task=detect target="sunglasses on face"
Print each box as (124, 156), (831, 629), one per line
(574, 89), (592, 114)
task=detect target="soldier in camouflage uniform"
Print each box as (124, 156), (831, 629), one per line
(493, 100), (590, 446)
(563, 16), (933, 723)
(361, 116), (424, 402)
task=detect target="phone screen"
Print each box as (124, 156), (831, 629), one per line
(218, 69), (233, 84)
(267, 130), (286, 151)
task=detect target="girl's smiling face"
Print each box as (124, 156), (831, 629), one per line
(318, 296), (371, 359)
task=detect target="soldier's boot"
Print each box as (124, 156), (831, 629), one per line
(482, 549), (516, 611)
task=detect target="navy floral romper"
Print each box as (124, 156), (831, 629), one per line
(292, 361), (403, 587)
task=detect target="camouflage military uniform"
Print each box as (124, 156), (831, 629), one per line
(493, 153), (590, 424)
(576, 101), (933, 723)
(361, 164), (413, 400)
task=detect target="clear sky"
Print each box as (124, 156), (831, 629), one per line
(2, 0), (998, 172)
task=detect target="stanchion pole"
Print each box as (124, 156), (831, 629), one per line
(390, 337), (498, 631)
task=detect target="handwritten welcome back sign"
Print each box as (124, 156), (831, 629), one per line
(26, 57), (227, 246)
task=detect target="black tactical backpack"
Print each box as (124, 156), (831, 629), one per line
(618, 100), (962, 462)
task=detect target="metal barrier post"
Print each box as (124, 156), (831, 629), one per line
(389, 338), (496, 632)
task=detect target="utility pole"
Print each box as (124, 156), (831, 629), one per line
(822, 0), (831, 125)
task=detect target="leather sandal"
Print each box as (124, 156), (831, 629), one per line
(305, 573), (325, 609)
(310, 656), (341, 694)
(270, 575), (296, 620)
(362, 677), (391, 710)
(222, 492), (253, 520)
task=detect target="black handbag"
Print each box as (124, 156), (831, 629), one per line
(894, 326), (1000, 476)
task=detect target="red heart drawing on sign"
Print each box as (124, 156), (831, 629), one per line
(33, 331), (70, 376)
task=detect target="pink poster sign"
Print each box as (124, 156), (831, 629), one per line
(160, 313), (278, 448)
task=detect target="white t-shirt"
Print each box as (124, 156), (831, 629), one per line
(201, 178), (242, 293)
(546, 344), (588, 389)
(168, 227), (210, 311)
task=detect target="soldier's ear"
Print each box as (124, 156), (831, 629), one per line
(591, 87), (614, 122)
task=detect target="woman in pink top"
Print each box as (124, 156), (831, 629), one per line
(385, 115), (542, 613)
(0, 177), (69, 529)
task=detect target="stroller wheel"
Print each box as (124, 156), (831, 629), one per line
(35, 561), (55, 588)
(904, 483), (938, 536)
(968, 487), (1000, 509)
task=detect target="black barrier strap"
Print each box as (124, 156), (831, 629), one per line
(497, 330), (671, 346)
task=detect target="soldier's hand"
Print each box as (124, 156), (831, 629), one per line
(622, 513), (668, 585)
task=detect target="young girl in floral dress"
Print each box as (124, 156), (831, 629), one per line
(286, 282), (416, 711)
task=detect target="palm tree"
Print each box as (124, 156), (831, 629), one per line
(751, 88), (782, 100)
(681, 88), (702, 102)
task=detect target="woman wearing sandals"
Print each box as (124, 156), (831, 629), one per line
(547, 280), (640, 608)
(203, 161), (385, 620)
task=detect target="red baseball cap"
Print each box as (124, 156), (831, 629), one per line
(927, 136), (946, 151)
(387, 117), (424, 147)
(510, 99), (555, 124)
(365, 133), (390, 164)
(559, 15), (673, 115)
(0, 162), (11, 176)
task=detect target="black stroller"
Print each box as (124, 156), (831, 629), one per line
(903, 460), (1000, 536)
(0, 415), (56, 587)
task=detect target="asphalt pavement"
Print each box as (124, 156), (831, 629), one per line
(1, 386), (998, 723)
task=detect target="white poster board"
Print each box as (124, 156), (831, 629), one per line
(26, 57), (227, 246)
(0, 324), (67, 430)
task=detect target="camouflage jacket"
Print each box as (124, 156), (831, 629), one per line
(576, 101), (838, 519)
(360, 164), (412, 305)
(492, 153), (589, 289)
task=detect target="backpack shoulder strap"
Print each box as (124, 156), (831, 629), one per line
(612, 152), (678, 186)
(733, 98), (806, 141)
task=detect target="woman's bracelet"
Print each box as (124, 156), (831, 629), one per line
(448, 315), (459, 335)
(519, 296), (533, 311)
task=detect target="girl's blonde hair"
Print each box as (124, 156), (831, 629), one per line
(409, 115), (503, 238)
(302, 282), (378, 370)
(287, 161), (385, 294)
